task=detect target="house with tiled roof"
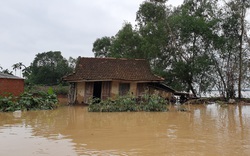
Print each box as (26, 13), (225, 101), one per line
(63, 57), (175, 104)
(0, 73), (24, 96)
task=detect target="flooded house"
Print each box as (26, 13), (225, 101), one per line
(63, 57), (175, 104)
(0, 72), (24, 97)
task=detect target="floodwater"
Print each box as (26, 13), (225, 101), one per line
(0, 104), (250, 156)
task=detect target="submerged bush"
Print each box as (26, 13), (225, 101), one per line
(0, 96), (17, 112)
(0, 89), (58, 112)
(139, 93), (168, 112)
(88, 93), (168, 112)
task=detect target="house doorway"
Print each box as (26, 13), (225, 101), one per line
(93, 81), (102, 99)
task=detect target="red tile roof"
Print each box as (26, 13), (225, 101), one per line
(63, 57), (164, 82)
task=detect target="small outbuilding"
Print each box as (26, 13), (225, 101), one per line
(0, 73), (24, 97)
(63, 57), (175, 105)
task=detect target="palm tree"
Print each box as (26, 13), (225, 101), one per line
(12, 63), (19, 76)
(12, 62), (26, 77)
(2, 69), (13, 75)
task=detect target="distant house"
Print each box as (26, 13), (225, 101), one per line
(63, 57), (175, 104)
(0, 73), (24, 97)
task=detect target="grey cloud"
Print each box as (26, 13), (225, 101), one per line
(0, 0), (182, 70)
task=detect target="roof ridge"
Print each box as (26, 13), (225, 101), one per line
(80, 57), (146, 61)
(0, 72), (23, 79)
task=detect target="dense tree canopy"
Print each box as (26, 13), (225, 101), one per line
(92, 0), (250, 98)
(25, 51), (74, 85)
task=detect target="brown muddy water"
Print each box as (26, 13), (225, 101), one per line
(0, 104), (250, 156)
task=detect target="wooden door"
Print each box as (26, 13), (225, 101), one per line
(137, 83), (147, 96)
(101, 81), (111, 100)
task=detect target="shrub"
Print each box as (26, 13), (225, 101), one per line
(0, 96), (17, 112)
(0, 89), (58, 112)
(139, 93), (168, 112)
(88, 93), (168, 112)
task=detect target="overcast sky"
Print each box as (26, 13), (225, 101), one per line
(0, 0), (183, 71)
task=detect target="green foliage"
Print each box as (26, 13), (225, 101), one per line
(92, 1), (171, 66)
(136, 1), (171, 68)
(88, 95), (137, 112)
(92, 0), (205, 95)
(92, 36), (112, 57)
(92, 0), (250, 98)
(0, 91), (58, 112)
(53, 85), (69, 95)
(88, 94), (168, 112)
(0, 69), (13, 75)
(12, 62), (26, 77)
(47, 87), (54, 95)
(27, 51), (73, 85)
(139, 93), (168, 112)
(110, 23), (144, 59)
(26, 85), (69, 96)
(0, 96), (17, 112)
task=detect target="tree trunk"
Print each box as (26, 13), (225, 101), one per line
(188, 82), (196, 97)
(213, 57), (227, 98)
(238, 2), (245, 99)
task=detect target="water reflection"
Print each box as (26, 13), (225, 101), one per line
(0, 104), (250, 156)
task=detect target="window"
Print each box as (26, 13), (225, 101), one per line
(119, 83), (130, 96)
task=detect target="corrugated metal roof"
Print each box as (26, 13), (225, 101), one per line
(0, 72), (23, 79)
(63, 57), (164, 82)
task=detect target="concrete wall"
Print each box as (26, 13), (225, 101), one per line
(111, 81), (119, 99)
(74, 81), (173, 103)
(130, 82), (137, 96)
(76, 82), (85, 104)
(0, 78), (24, 96)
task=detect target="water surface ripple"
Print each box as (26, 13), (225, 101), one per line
(0, 104), (250, 156)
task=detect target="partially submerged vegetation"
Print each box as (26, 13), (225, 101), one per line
(88, 94), (168, 112)
(0, 88), (58, 112)
(185, 97), (250, 105)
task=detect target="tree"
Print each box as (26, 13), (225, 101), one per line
(1, 69), (13, 75)
(165, 0), (219, 96)
(12, 62), (26, 77)
(28, 51), (72, 85)
(22, 66), (31, 80)
(211, 0), (250, 99)
(12, 63), (19, 76)
(213, 2), (239, 98)
(92, 1), (172, 64)
(91, 0), (250, 97)
(0, 64), (13, 75)
(238, 0), (249, 98)
(109, 23), (143, 59)
(92, 0), (216, 96)
(92, 36), (113, 57)
(68, 57), (78, 70)
(136, 0), (172, 68)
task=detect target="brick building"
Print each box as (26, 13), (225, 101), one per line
(0, 73), (24, 97)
